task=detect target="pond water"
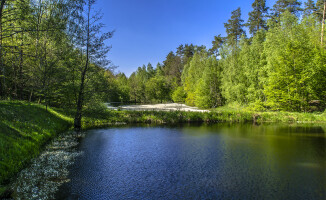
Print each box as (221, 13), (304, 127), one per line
(56, 124), (326, 199)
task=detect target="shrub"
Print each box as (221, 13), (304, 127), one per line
(172, 86), (187, 103)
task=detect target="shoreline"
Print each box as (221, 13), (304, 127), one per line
(1, 101), (326, 198)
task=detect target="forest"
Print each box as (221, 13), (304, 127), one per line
(1, 1), (326, 197)
(0, 0), (326, 116)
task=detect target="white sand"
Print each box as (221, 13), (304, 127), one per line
(108, 103), (209, 112)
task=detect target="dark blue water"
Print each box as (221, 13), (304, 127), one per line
(57, 124), (326, 199)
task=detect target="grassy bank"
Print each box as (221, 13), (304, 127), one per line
(1, 101), (326, 196)
(55, 105), (326, 128)
(213, 106), (326, 123)
(0, 101), (72, 196)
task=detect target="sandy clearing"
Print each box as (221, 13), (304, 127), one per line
(107, 103), (209, 112)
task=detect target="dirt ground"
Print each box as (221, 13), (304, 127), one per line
(108, 103), (209, 112)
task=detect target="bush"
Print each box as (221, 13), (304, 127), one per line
(247, 100), (267, 112)
(172, 86), (186, 103)
(83, 101), (110, 119)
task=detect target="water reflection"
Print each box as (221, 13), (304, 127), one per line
(57, 123), (326, 199)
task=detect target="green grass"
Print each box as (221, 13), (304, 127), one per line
(0, 101), (72, 195)
(0, 186), (6, 196)
(56, 106), (326, 127)
(213, 105), (326, 123)
(1, 101), (325, 196)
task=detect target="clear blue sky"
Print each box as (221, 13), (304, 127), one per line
(93, 0), (283, 76)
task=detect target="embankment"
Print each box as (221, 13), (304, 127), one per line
(0, 101), (72, 196)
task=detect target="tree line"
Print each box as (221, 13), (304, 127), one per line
(0, 0), (325, 123)
(0, 0), (114, 130)
(118, 0), (326, 112)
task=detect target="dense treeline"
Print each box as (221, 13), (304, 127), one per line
(0, 0), (326, 113)
(120, 0), (326, 112)
(0, 0), (106, 104)
(0, 0), (116, 129)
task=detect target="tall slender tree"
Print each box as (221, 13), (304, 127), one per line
(317, 0), (326, 21)
(209, 34), (224, 57)
(271, 0), (302, 18)
(224, 7), (246, 47)
(303, 0), (317, 18)
(162, 51), (182, 87)
(71, 0), (114, 131)
(247, 0), (269, 35)
(321, 0), (326, 46)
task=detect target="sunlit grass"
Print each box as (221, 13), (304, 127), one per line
(213, 105), (326, 123)
(0, 101), (72, 192)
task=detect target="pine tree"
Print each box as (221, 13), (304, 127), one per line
(303, 0), (317, 18)
(316, 0), (326, 22)
(271, 0), (302, 18)
(147, 63), (155, 78)
(162, 51), (182, 88)
(155, 63), (164, 77)
(247, 0), (269, 35)
(209, 34), (224, 57)
(224, 7), (246, 47)
(320, 0), (326, 46)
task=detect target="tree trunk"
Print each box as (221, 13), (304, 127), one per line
(74, 60), (88, 131)
(322, 1), (326, 46)
(42, 40), (48, 110)
(0, 0), (6, 97)
(18, 43), (23, 100)
(29, 88), (33, 102)
(74, 3), (90, 131)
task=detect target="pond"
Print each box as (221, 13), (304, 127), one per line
(56, 123), (326, 199)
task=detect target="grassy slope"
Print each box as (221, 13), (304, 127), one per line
(1, 101), (325, 195)
(0, 101), (72, 194)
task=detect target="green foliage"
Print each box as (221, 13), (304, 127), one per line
(0, 0), (119, 112)
(181, 53), (223, 108)
(145, 76), (170, 103)
(163, 52), (183, 88)
(209, 34), (225, 56)
(172, 86), (186, 103)
(247, 0), (269, 35)
(303, 0), (317, 18)
(316, 0), (326, 22)
(195, 57), (223, 108)
(263, 12), (324, 111)
(115, 73), (130, 102)
(0, 101), (72, 187)
(217, 11), (326, 112)
(271, 0), (302, 18)
(224, 7), (246, 46)
(1, 0), (325, 121)
(83, 102), (110, 119)
(182, 53), (206, 106)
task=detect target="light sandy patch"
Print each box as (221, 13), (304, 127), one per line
(109, 103), (209, 112)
